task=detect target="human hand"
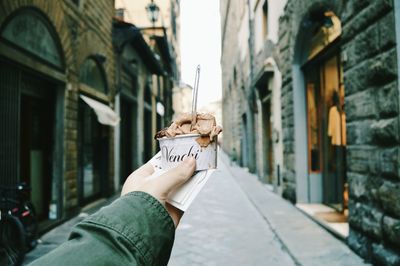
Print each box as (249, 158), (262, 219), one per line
(121, 157), (196, 227)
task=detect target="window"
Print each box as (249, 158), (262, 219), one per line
(304, 12), (344, 175)
(79, 57), (107, 94)
(1, 8), (64, 69)
(262, 1), (268, 38)
(78, 101), (108, 200)
(171, 5), (177, 37)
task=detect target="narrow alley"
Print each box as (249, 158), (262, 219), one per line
(1, 1), (400, 265)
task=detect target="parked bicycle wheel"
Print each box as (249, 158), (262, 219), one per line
(0, 214), (26, 266)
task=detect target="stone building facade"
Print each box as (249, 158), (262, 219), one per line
(220, 0), (400, 264)
(112, 0), (180, 189)
(219, 0), (286, 188)
(278, 0), (400, 263)
(0, 0), (117, 227)
(0, 0), (178, 237)
(220, 0), (253, 169)
(114, 0), (181, 84)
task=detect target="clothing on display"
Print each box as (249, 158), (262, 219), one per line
(328, 105), (346, 146)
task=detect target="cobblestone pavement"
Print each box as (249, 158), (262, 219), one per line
(168, 155), (297, 266)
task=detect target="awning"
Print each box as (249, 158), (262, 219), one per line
(80, 95), (120, 126)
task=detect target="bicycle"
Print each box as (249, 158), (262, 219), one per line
(0, 183), (38, 266)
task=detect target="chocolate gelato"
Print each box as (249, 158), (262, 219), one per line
(155, 113), (222, 147)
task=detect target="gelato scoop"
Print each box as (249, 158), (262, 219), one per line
(155, 113), (222, 147)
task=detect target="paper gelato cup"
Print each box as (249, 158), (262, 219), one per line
(158, 134), (217, 171)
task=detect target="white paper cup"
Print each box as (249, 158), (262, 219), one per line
(158, 134), (217, 171)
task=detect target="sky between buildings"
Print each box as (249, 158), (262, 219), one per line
(180, 0), (222, 109)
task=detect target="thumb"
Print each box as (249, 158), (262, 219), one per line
(157, 157), (196, 194)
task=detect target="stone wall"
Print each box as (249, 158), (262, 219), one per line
(276, 0), (298, 202)
(278, 0), (400, 263)
(342, 0), (400, 264)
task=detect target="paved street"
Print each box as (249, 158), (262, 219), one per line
(169, 151), (367, 266)
(169, 154), (296, 266)
(25, 151), (368, 266)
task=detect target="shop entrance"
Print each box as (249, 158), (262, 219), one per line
(304, 54), (346, 212)
(20, 75), (55, 221)
(302, 11), (347, 212)
(293, 9), (348, 237)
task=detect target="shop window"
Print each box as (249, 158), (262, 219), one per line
(78, 101), (109, 201)
(1, 8), (64, 69)
(305, 71), (321, 172)
(79, 57), (108, 94)
(308, 11), (341, 60)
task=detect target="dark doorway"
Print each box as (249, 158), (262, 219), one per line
(143, 85), (153, 162)
(241, 114), (248, 167)
(120, 98), (138, 184)
(144, 109), (153, 162)
(261, 98), (273, 183)
(20, 75), (55, 221)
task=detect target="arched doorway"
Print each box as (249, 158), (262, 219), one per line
(0, 7), (65, 221)
(293, 8), (348, 228)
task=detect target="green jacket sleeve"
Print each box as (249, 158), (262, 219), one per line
(30, 191), (175, 266)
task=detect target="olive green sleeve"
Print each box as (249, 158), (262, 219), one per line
(30, 191), (175, 266)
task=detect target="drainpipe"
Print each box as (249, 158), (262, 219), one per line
(246, 0), (256, 172)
